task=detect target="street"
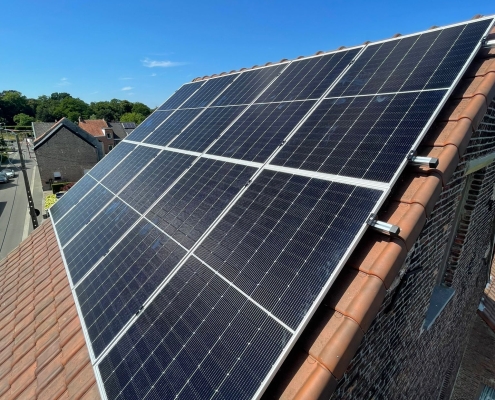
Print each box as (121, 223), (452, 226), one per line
(0, 140), (43, 260)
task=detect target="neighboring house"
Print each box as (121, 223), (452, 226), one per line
(78, 119), (135, 154)
(1, 16), (495, 400)
(31, 121), (56, 139)
(109, 121), (136, 144)
(33, 118), (104, 190)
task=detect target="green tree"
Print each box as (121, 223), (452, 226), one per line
(120, 112), (146, 124)
(132, 102), (152, 117)
(53, 96), (90, 122)
(13, 113), (35, 127)
(0, 91), (32, 124)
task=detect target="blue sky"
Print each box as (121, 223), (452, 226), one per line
(0, 0), (493, 108)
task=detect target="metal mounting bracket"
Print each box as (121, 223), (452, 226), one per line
(407, 151), (439, 168)
(367, 213), (400, 236)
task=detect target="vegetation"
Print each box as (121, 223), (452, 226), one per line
(0, 90), (153, 125)
(44, 194), (57, 210)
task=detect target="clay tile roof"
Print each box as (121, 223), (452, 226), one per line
(2, 19), (495, 400)
(78, 119), (109, 137)
(0, 221), (99, 399)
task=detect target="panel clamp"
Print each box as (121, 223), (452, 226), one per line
(484, 39), (495, 48)
(407, 151), (439, 168)
(367, 213), (400, 236)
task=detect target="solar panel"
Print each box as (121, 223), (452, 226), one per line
(180, 75), (238, 109)
(144, 108), (204, 146)
(145, 159), (255, 249)
(271, 90), (446, 182)
(76, 219), (187, 357)
(211, 64), (286, 106)
(100, 146), (160, 193)
(158, 81), (204, 111)
(126, 112), (174, 142)
(256, 48), (360, 102)
(168, 106), (247, 152)
(207, 100), (316, 162)
(49, 173), (98, 221)
(121, 122), (136, 129)
(64, 199), (140, 285)
(48, 17), (494, 400)
(55, 184), (115, 246)
(87, 141), (136, 181)
(118, 151), (195, 213)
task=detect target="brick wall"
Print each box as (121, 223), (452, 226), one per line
(35, 126), (100, 190)
(330, 102), (495, 399)
(451, 316), (495, 400)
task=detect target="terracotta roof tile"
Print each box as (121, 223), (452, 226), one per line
(77, 119), (108, 138)
(0, 222), (98, 400)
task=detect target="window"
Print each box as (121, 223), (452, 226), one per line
(108, 145), (113, 151)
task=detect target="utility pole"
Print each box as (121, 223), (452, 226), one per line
(2, 127), (39, 230)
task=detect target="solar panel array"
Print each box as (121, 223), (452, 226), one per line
(49, 18), (494, 400)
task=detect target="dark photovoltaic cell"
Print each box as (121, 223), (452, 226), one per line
(126, 112), (174, 142)
(195, 170), (381, 329)
(76, 220), (187, 357)
(99, 256), (291, 400)
(158, 82), (204, 111)
(329, 19), (492, 97)
(169, 106), (247, 152)
(180, 75), (238, 109)
(144, 109), (204, 146)
(122, 122), (136, 129)
(146, 159), (255, 249)
(63, 199), (140, 285)
(89, 142), (136, 181)
(48, 17), (494, 400)
(272, 90), (446, 182)
(207, 100), (316, 162)
(211, 64), (286, 106)
(55, 184), (115, 247)
(50, 174), (98, 223)
(101, 146), (160, 194)
(118, 151), (195, 213)
(257, 49), (360, 103)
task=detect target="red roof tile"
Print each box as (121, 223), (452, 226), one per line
(78, 119), (108, 138)
(0, 222), (99, 400)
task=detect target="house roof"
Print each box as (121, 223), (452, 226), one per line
(1, 17), (495, 400)
(33, 118), (104, 160)
(108, 122), (133, 140)
(77, 119), (109, 138)
(31, 122), (56, 139)
(0, 221), (99, 399)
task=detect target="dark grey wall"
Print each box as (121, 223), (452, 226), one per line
(35, 126), (100, 190)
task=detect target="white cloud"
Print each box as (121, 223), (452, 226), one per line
(141, 58), (185, 68)
(121, 86), (133, 91)
(151, 73), (157, 77)
(57, 77), (71, 86)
